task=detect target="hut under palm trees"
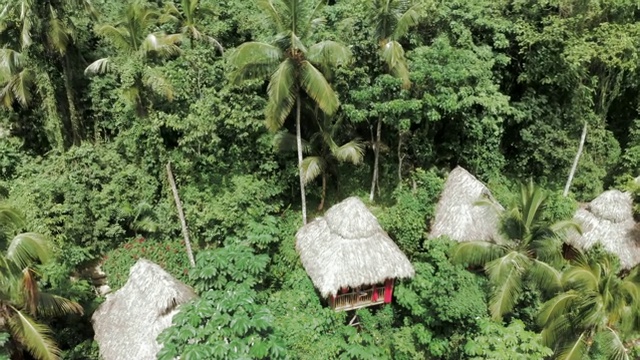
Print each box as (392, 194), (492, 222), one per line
(566, 189), (640, 270)
(429, 166), (503, 242)
(296, 197), (414, 311)
(92, 259), (196, 360)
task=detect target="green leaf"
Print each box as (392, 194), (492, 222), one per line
(8, 309), (59, 360)
(556, 332), (587, 360)
(300, 156), (324, 184)
(265, 59), (296, 131)
(299, 60), (339, 116)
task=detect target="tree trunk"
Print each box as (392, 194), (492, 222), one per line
(166, 162), (196, 267)
(318, 170), (327, 211)
(296, 95), (308, 225)
(370, 117), (382, 202)
(397, 131), (405, 182)
(63, 54), (82, 144)
(563, 122), (588, 197)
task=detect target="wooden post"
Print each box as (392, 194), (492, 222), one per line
(166, 162), (196, 267)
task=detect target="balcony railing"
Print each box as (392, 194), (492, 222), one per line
(332, 287), (386, 311)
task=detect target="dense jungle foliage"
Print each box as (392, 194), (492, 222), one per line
(0, 0), (639, 359)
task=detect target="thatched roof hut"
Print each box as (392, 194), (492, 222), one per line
(567, 190), (640, 269)
(429, 166), (504, 242)
(296, 197), (414, 299)
(93, 259), (196, 360)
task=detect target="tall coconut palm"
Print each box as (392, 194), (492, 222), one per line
(274, 113), (364, 210)
(367, 0), (420, 201)
(85, 0), (182, 116)
(452, 181), (580, 320)
(0, 204), (83, 360)
(538, 251), (640, 360)
(0, 0), (97, 147)
(229, 0), (352, 224)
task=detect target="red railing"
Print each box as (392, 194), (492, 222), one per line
(332, 287), (386, 311)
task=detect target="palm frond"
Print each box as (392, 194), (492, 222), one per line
(596, 327), (629, 360)
(538, 291), (579, 327)
(0, 204), (25, 229)
(228, 42), (283, 83)
(141, 33), (182, 57)
(232, 62), (278, 85)
(96, 24), (132, 53)
(392, 4), (420, 40)
(21, 268), (38, 315)
(9, 308), (59, 360)
(486, 251), (529, 320)
(300, 156), (324, 184)
(549, 219), (582, 235)
(21, 15), (32, 49)
(556, 332), (587, 360)
(202, 35), (224, 54)
(563, 264), (598, 293)
(256, 0), (284, 33)
(529, 259), (562, 293)
(47, 15), (70, 54)
(450, 241), (507, 267)
(307, 41), (352, 68)
(540, 315), (573, 348)
(143, 68), (174, 100)
(299, 60), (339, 116)
(273, 131), (311, 153)
(332, 140), (364, 165)
(84, 58), (111, 76)
(6, 232), (52, 270)
(520, 180), (547, 231)
(265, 59), (296, 132)
(36, 292), (83, 317)
(0, 49), (24, 75)
(11, 69), (34, 106)
(381, 40), (410, 87)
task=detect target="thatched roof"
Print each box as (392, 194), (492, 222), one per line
(567, 190), (640, 269)
(429, 166), (504, 242)
(93, 259), (196, 360)
(296, 197), (415, 297)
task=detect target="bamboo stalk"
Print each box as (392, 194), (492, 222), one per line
(166, 162), (196, 267)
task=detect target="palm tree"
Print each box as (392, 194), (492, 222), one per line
(0, 0), (98, 147)
(229, 0), (352, 224)
(0, 205), (83, 360)
(367, 0), (420, 201)
(164, 0), (224, 52)
(538, 251), (640, 360)
(452, 181), (580, 320)
(85, 0), (182, 116)
(274, 113), (364, 210)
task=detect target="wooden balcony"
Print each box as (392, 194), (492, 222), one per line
(331, 287), (386, 311)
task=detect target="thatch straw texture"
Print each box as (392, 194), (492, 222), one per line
(429, 166), (503, 242)
(296, 197), (415, 297)
(92, 259), (196, 360)
(567, 190), (640, 270)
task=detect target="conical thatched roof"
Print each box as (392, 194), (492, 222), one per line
(429, 166), (504, 242)
(93, 259), (196, 360)
(296, 197), (415, 297)
(567, 190), (640, 270)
